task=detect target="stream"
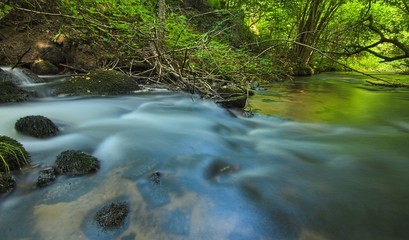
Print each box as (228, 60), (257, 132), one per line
(0, 70), (409, 239)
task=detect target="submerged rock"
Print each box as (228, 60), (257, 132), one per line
(37, 167), (57, 188)
(55, 69), (140, 96)
(149, 171), (162, 185)
(0, 173), (16, 193)
(55, 150), (100, 176)
(0, 135), (30, 172)
(15, 115), (59, 138)
(204, 159), (238, 181)
(94, 202), (129, 231)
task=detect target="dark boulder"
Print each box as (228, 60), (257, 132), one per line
(0, 81), (31, 103)
(0, 173), (15, 194)
(36, 167), (57, 187)
(31, 59), (60, 75)
(55, 150), (100, 176)
(94, 202), (129, 231)
(0, 135), (30, 172)
(15, 115), (59, 138)
(38, 45), (65, 66)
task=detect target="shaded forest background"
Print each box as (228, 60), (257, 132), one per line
(1, 0), (408, 88)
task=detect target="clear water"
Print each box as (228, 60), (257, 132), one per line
(0, 72), (409, 239)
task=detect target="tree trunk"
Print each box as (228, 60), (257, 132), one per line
(157, 0), (166, 51)
(293, 0), (344, 74)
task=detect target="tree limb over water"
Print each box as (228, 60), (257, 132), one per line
(346, 15), (409, 63)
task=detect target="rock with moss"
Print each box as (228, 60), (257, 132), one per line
(55, 150), (100, 176)
(15, 115), (59, 138)
(36, 167), (57, 188)
(0, 173), (16, 194)
(215, 85), (252, 109)
(0, 81), (31, 103)
(31, 59), (60, 75)
(55, 70), (141, 96)
(94, 202), (129, 231)
(0, 135), (30, 172)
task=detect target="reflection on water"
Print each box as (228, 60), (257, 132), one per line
(0, 73), (409, 239)
(250, 72), (409, 125)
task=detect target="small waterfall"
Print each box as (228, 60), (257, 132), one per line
(0, 67), (44, 85)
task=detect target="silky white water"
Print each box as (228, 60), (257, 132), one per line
(1, 72), (409, 239)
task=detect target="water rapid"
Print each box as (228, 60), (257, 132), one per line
(0, 73), (409, 239)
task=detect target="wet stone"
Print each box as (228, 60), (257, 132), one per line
(15, 115), (59, 138)
(55, 150), (100, 176)
(37, 167), (57, 188)
(0, 173), (16, 194)
(149, 171), (162, 185)
(204, 160), (238, 181)
(94, 202), (129, 231)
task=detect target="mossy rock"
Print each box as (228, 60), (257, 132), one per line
(36, 167), (57, 188)
(55, 70), (141, 96)
(0, 135), (30, 172)
(215, 85), (251, 109)
(0, 173), (15, 193)
(55, 150), (100, 176)
(15, 115), (59, 138)
(94, 202), (129, 231)
(31, 59), (60, 75)
(0, 81), (31, 103)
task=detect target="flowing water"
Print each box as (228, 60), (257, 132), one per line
(0, 70), (409, 239)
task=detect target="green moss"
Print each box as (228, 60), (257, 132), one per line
(55, 70), (141, 96)
(0, 135), (30, 173)
(55, 150), (100, 176)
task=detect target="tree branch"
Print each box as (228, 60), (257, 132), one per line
(346, 15), (409, 62)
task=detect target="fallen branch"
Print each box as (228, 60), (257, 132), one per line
(11, 48), (31, 70)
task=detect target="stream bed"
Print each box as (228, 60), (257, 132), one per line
(0, 72), (409, 239)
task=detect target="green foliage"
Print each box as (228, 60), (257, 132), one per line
(165, 13), (202, 49)
(191, 40), (280, 82)
(206, 0), (221, 9)
(52, 0), (155, 64)
(0, 2), (12, 20)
